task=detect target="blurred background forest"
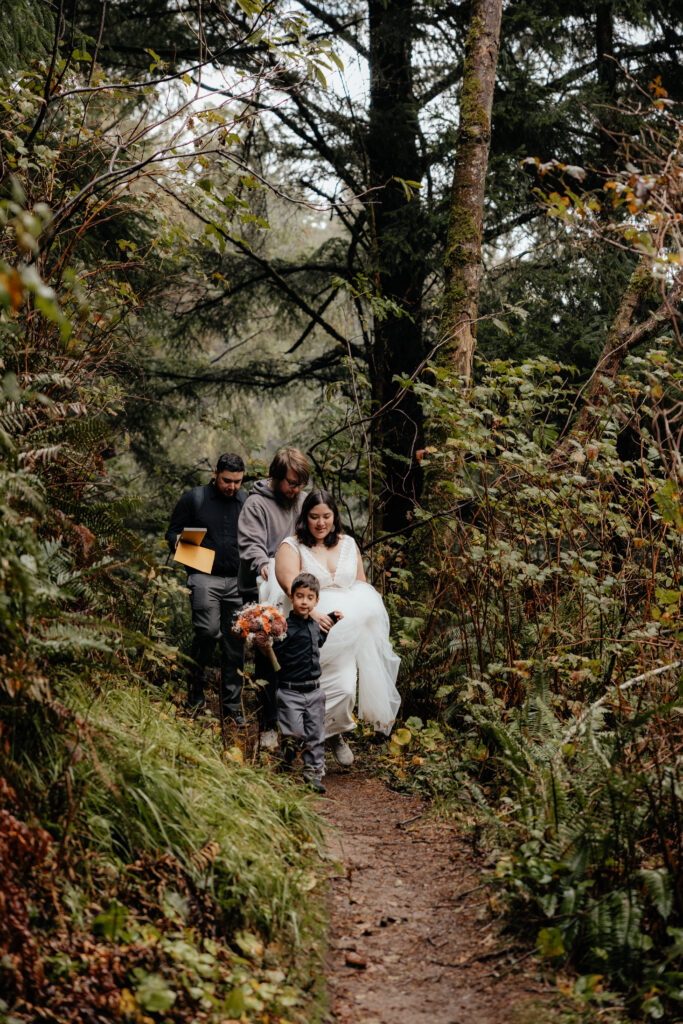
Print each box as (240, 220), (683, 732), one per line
(2, 0), (683, 1021)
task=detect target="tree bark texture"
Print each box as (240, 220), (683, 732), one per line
(366, 0), (428, 534)
(596, 2), (616, 95)
(595, 2), (618, 168)
(439, 0), (502, 380)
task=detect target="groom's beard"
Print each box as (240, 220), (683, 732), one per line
(274, 491), (296, 510)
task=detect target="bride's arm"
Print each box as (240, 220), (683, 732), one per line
(274, 541), (301, 595)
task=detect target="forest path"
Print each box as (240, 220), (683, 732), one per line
(319, 768), (550, 1024)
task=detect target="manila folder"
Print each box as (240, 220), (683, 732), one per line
(174, 527), (215, 574)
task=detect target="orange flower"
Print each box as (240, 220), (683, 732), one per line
(232, 603), (287, 644)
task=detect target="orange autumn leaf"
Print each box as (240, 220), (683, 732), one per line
(0, 270), (24, 312)
(416, 446), (438, 464)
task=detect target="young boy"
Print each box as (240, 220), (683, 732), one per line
(275, 572), (343, 793)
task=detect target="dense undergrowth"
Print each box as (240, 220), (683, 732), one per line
(2, 682), (326, 1022)
(0, 409), (329, 1024)
(0, 454), (329, 1024)
(381, 355), (683, 1019)
(0, 32), (332, 1024)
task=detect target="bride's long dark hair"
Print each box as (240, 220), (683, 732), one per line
(295, 489), (343, 548)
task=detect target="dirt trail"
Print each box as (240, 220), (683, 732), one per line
(320, 768), (550, 1024)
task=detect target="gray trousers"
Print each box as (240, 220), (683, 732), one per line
(187, 573), (243, 713)
(276, 685), (325, 780)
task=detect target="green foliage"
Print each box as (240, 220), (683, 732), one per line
(0, 22), (334, 1023)
(1, 682), (327, 1022)
(72, 684), (324, 933)
(0, 0), (54, 71)
(388, 351), (683, 1015)
(464, 682), (683, 1004)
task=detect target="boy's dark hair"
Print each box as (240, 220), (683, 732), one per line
(269, 446), (310, 485)
(215, 452), (245, 474)
(291, 572), (320, 597)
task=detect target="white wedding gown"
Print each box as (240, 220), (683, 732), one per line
(259, 534), (401, 736)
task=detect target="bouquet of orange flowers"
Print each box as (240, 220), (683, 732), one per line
(232, 603), (288, 671)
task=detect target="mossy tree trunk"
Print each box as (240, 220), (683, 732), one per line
(573, 261), (653, 436)
(367, 0), (427, 536)
(438, 0), (502, 380)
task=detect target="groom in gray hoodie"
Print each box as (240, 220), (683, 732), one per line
(237, 447), (310, 745)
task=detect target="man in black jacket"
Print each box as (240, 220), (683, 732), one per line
(166, 453), (247, 719)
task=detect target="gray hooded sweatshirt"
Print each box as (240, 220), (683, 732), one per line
(237, 479), (305, 598)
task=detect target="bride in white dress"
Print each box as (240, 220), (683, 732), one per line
(267, 490), (401, 757)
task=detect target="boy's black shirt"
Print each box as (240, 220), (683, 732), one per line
(277, 611), (328, 682)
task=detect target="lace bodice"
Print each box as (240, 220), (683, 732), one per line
(283, 534), (358, 590)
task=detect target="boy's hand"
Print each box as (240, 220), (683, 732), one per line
(311, 608), (335, 633)
(330, 610), (343, 624)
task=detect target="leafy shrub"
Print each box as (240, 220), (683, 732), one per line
(389, 353), (683, 1016)
(1, 683), (326, 1023)
(0, 42), (330, 1022)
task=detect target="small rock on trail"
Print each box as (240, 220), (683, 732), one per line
(320, 768), (549, 1024)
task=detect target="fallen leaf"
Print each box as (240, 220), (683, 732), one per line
(345, 951), (367, 969)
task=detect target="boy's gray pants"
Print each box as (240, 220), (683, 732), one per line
(276, 684), (325, 780)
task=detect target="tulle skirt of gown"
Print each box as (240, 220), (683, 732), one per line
(258, 570), (400, 737)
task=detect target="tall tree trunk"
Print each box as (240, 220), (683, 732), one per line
(367, 0), (427, 536)
(596, 2), (618, 168)
(438, 0), (502, 380)
(596, 2), (615, 96)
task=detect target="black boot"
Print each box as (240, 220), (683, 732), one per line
(185, 686), (205, 715)
(185, 668), (206, 714)
(222, 706), (245, 726)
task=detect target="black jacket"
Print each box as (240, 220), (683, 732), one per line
(166, 483), (247, 576)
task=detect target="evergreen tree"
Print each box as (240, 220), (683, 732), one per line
(68, 0), (683, 533)
(0, 0), (54, 70)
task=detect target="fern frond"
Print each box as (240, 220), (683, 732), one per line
(19, 444), (64, 466)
